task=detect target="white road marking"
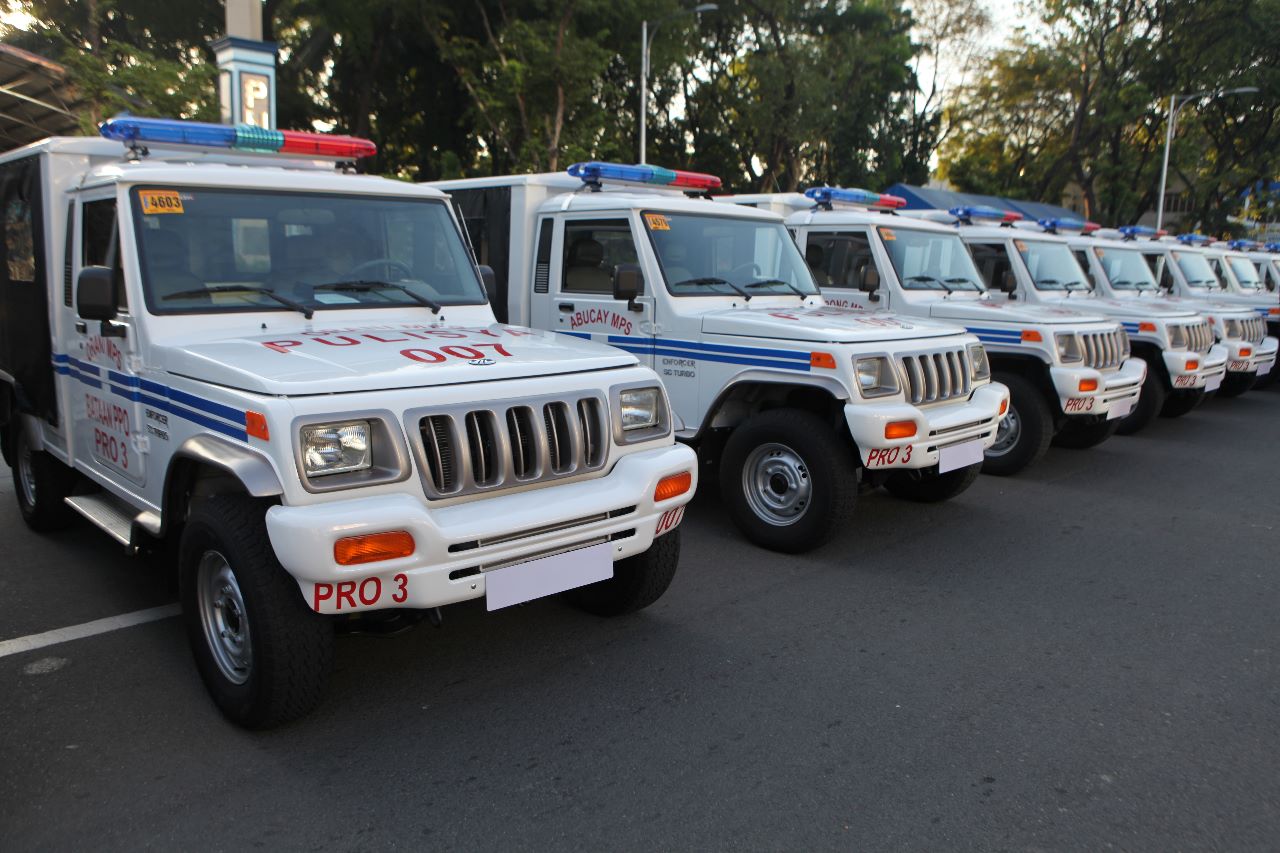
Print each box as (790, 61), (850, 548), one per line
(0, 604), (181, 659)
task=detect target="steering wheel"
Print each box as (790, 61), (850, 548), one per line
(729, 262), (762, 280)
(344, 258), (415, 281)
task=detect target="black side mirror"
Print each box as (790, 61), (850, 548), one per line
(858, 264), (880, 302)
(77, 266), (118, 321)
(612, 263), (644, 312)
(1000, 269), (1018, 293)
(478, 264), (498, 303)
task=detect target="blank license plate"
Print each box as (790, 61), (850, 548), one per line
(1260, 362), (1273, 376)
(1206, 375), (1223, 393)
(1107, 397), (1134, 421)
(485, 542), (612, 611)
(938, 439), (983, 474)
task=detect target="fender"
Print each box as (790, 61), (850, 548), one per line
(170, 434), (285, 498)
(688, 371), (850, 440)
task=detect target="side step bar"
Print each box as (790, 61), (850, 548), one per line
(64, 494), (160, 547)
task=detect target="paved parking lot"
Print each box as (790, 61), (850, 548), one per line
(2, 390), (1278, 851)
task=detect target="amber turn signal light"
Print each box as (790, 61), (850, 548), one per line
(1021, 330), (1043, 342)
(1078, 378), (1098, 392)
(654, 471), (693, 502)
(884, 420), (917, 440)
(1239, 347), (1252, 358)
(999, 399), (1008, 416)
(1185, 359), (1199, 371)
(334, 531), (415, 566)
(245, 411), (270, 440)
(1138, 322), (1157, 333)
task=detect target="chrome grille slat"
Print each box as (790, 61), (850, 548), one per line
(1080, 330), (1124, 370)
(898, 347), (973, 406)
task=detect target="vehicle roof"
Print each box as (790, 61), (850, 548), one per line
(783, 206), (958, 233)
(1064, 233), (1135, 250)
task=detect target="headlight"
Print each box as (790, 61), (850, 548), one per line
(301, 420), (372, 476)
(854, 356), (900, 398)
(1224, 318), (1242, 339)
(1055, 332), (1083, 363)
(619, 387), (662, 431)
(1167, 324), (1187, 349)
(967, 343), (991, 381)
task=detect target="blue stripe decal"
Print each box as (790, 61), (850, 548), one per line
(618, 336), (811, 362)
(562, 331), (591, 340)
(601, 339), (812, 372)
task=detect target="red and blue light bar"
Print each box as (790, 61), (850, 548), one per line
(1226, 239), (1258, 251)
(1265, 242), (1280, 253)
(1037, 217), (1087, 234)
(1176, 233), (1212, 245)
(804, 187), (907, 209)
(949, 205), (1019, 223)
(566, 161), (721, 190)
(99, 116), (377, 160)
(1082, 221), (1102, 233)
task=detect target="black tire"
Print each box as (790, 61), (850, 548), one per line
(565, 529), (681, 617)
(719, 409), (857, 553)
(1116, 361), (1166, 435)
(179, 495), (333, 729)
(1217, 372), (1257, 398)
(1254, 369), (1277, 390)
(982, 372), (1052, 476)
(1052, 417), (1120, 449)
(10, 426), (77, 532)
(883, 462), (981, 503)
(1160, 389), (1203, 418)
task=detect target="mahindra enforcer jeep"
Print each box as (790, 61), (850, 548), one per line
(429, 163), (1009, 554)
(0, 119), (697, 728)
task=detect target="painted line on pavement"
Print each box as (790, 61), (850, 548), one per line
(0, 604), (181, 659)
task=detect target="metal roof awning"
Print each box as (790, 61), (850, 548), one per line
(0, 43), (87, 147)
(884, 183), (1082, 223)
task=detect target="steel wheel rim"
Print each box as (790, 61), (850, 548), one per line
(742, 442), (812, 526)
(16, 435), (37, 508)
(197, 550), (253, 685)
(988, 404), (1021, 457)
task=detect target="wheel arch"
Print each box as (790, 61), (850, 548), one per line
(161, 436), (284, 537)
(692, 373), (849, 439)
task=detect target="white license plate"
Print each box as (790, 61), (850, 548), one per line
(1260, 362), (1273, 376)
(1106, 397), (1134, 421)
(1206, 375), (1223, 393)
(485, 541), (612, 611)
(938, 438), (984, 474)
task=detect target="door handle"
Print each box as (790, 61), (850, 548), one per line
(558, 302), (574, 312)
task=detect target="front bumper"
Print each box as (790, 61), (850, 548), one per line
(844, 383), (1009, 471)
(1166, 344), (1228, 391)
(266, 444), (698, 614)
(1050, 357), (1146, 419)
(1224, 336), (1277, 376)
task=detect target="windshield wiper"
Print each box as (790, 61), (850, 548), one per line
(945, 277), (982, 291)
(162, 284), (314, 319)
(673, 276), (752, 301)
(746, 278), (807, 299)
(906, 274), (953, 294)
(314, 280), (441, 313)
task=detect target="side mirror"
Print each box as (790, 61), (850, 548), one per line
(612, 263), (644, 312)
(478, 264), (498, 303)
(77, 266), (118, 321)
(1000, 269), (1018, 293)
(858, 264), (880, 302)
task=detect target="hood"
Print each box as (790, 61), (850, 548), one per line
(151, 322), (636, 395)
(927, 298), (1110, 326)
(700, 305), (964, 344)
(1158, 296), (1259, 318)
(1073, 297), (1200, 320)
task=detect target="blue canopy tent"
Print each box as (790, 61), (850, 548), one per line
(884, 183), (1081, 223)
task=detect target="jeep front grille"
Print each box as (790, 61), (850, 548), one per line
(414, 394), (608, 499)
(1080, 329), (1125, 370)
(1181, 320), (1213, 353)
(898, 348), (971, 405)
(1242, 316), (1266, 344)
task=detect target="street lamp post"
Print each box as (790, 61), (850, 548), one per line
(1155, 86), (1259, 231)
(640, 3), (717, 165)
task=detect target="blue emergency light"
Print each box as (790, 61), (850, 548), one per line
(1226, 239), (1257, 251)
(804, 187), (906, 209)
(1118, 225), (1161, 240)
(1176, 233), (1212, 245)
(949, 205), (1018, 224)
(99, 116), (377, 159)
(1266, 242), (1280, 253)
(1037, 217), (1087, 234)
(567, 161), (721, 190)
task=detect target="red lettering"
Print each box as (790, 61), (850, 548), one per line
(475, 343), (513, 357)
(313, 583), (334, 611)
(313, 336), (362, 347)
(263, 340), (302, 353)
(363, 334), (410, 343)
(358, 577), (382, 606)
(392, 574), (409, 603)
(402, 348), (446, 363)
(335, 581), (358, 611)
(441, 345), (485, 359)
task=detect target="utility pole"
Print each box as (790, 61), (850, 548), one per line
(213, 0), (278, 129)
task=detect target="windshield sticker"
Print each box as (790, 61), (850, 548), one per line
(1095, 248), (1105, 257)
(881, 228), (896, 241)
(644, 213), (670, 231)
(1015, 240), (1028, 252)
(138, 190), (185, 215)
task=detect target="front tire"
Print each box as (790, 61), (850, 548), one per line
(1052, 417), (1120, 449)
(1217, 372), (1257, 398)
(982, 373), (1052, 476)
(565, 529), (681, 617)
(719, 409), (857, 553)
(1116, 361), (1165, 435)
(11, 426), (77, 532)
(1160, 389), (1203, 418)
(180, 495), (333, 729)
(883, 463), (981, 503)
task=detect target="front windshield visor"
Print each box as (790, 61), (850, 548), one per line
(876, 226), (985, 291)
(1228, 257), (1263, 290)
(1173, 250), (1221, 289)
(130, 187), (485, 315)
(1092, 246), (1159, 290)
(643, 211), (819, 297)
(1015, 239), (1091, 291)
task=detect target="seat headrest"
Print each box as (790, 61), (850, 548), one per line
(569, 238), (605, 267)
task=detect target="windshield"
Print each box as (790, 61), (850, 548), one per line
(1093, 246), (1159, 291)
(1015, 239), (1091, 291)
(876, 226), (985, 291)
(644, 211), (818, 297)
(1228, 257), (1263, 291)
(130, 187), (484, 315)
(1173, 251), (1222, 290)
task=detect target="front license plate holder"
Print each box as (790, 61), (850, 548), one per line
(1259, 361), (1272, 377)
(485, 541), (613, 611)
(1106, 397), (1134, 421)
(938, 438), (983, 474)
(1206, 375), (1223, 393)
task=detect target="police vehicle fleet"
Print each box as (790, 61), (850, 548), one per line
(429, 164), (1008, 554)
(729, 190), (1145, 476)
(0, 120), (698, 728)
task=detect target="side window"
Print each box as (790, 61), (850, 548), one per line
(82, 199), (126, 310)
(4, 190), (35, 282)
(561, 218), (638, 294)
(967, 242), (1012, 290)
(806, 231), (873, 289)
(1072, 250), (1095, 287)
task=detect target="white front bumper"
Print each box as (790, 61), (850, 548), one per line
(1051, 357), (1146, 417)
(844, 383), (1009, 471)
(1225, 336), (1278, 375)
(266, 444), (697, 614)
(1166, 344), (1228, 390)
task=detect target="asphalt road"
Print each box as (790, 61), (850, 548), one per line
(2, 390), (1278, 851)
